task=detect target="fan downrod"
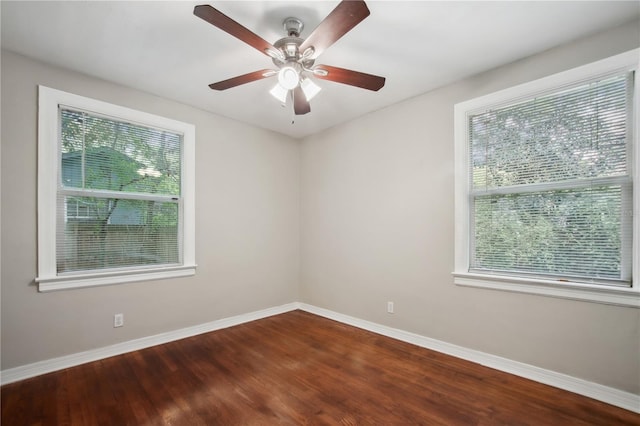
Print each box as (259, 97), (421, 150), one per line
(283, 17), (303, 37)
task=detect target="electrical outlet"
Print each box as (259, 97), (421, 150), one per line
(114, 313), (124, 328)
(387, 301), (394, 314)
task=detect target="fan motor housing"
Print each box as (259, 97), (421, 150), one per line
(273, 36), (303, 60)
(272, 36), (315, 71)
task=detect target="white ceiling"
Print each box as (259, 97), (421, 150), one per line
(2, 1), (638, 139)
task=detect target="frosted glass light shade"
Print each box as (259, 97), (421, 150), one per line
(301, 78), (321, 101)
(270, 84), (288, 103)
(278, 66), (299, 90)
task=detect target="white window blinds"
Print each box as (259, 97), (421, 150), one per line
(468, 72), (633, 285)
(57, 108), (183, 274)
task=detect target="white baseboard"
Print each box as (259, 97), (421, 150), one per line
(297, 303), (640, 414)
(0, 302), (298, 386)
(2, 301), (638, 414)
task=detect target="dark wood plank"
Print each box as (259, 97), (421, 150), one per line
(2, 310), (639, 425)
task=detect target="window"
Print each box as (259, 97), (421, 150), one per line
(454, 50), (639, 307)
(37, 86), (196, 291)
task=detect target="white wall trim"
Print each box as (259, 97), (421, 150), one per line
(297, 303), (640, 414)
(0, 302), (298, 386)
(2, 302), (638, 414)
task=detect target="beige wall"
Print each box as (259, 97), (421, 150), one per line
(1, 50), (301, 369)
(2, 19), (639, 396)
(300, 20), (640, 394)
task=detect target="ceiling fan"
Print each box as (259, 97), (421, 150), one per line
(194, 1), (386, 115)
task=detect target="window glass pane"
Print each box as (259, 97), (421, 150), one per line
(57, 196), (179, 273)
(472, 186), (623, 281)
(470, 74), (629, 190)
(60, 109), (181, 196)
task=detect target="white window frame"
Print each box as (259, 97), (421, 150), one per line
(37, 86), (196, 292)
(453, 49), (639, 308)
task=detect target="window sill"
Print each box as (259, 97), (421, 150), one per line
(36, 264), (197, 292)
(453, 272), (639, 308)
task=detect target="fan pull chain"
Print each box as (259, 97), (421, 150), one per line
(290, 90), (295, 125)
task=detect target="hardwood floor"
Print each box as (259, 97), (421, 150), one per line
(2, 310), (639, 425)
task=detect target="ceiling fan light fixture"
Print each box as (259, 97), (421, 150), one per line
(196, 1), (385, 117)
(270, 83), (289, 104)
(301, 78), (321, 101)
(278, 66), (299, 90)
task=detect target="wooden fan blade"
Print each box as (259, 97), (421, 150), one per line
(293, 86), (311, 115)
(194, 5), (276, 57)
(313, 65), (385, 91)
(299, 0), (370, 59)
(209, 69), (275, 90)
